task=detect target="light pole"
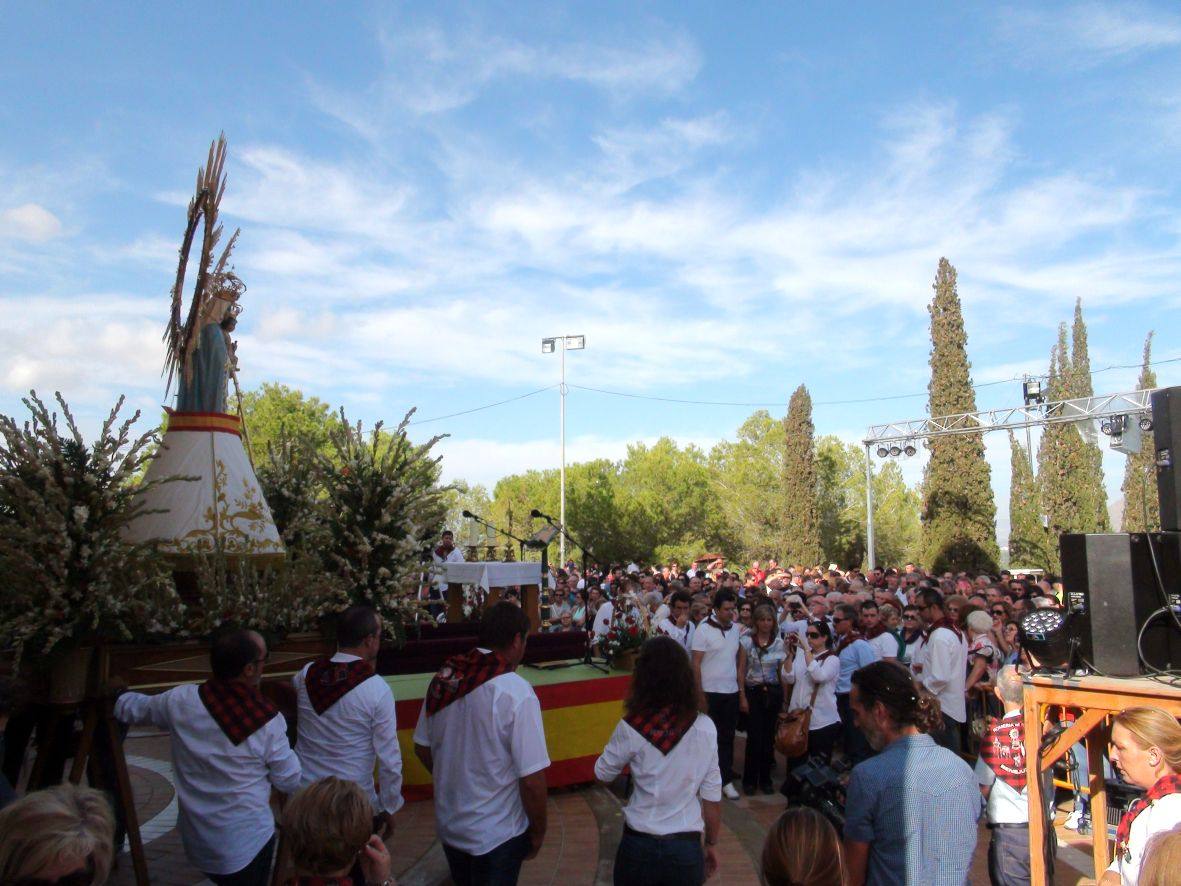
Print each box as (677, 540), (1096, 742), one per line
(542, 334), (585, 565)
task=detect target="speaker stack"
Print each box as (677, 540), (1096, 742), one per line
(1059, 385), (1181, 676)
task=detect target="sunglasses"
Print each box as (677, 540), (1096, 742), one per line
(806, 631), (822, 638)
(902, 614), (918, 620)
(832, 616), (848, 623)
(991, 609), (1006, 616)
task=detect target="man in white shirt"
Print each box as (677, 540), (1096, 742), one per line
(977, 665), (1054, 886)
(114, 630), (301, 886)
(414, 603), (550, 886)
(655, 590), (696, 653)
(430, 529), (465, 612)
(915, 588), (968, 753)
(294, 605), (403, 840)
(691, 588), (741, 800)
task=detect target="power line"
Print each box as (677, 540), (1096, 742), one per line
(407, 385), (557, 425)
(569, 355), (1181, 410)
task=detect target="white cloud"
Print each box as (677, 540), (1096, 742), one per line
(0, 203), (63, 243)
(999, 2), (1181, 66)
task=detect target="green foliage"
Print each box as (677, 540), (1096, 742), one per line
(920, 258), (999, 573)
(781, 385), (823, 566)
(1064, 299), (1110, 532)
(816, 437), (921, 569)
(0, 392), (187, 663)
(1122, 332), (1160, 532)
(709, 411), (787, 559)
(1007, 432), (1053, 571)
(240, 383), (340, 463)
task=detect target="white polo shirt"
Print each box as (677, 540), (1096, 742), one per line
(656, 617), (695, 653)
(115, 685), (301, 876)
(917, 625), (968, 723)
(594, 713), (722, 834)
(691, 619), (740, 694)
(413, 659), (550, 855)
(293, 653), (404, 814)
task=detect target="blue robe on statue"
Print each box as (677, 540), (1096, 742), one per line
(176, 323), (229, 413)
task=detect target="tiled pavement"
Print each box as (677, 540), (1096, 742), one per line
(98, 729), (1100, 885)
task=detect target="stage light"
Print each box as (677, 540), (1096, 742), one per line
(876, 446), (890, 458)
(903, 443), (917, 457)
(1023, 378), (1044, 406)
(1140, 416), (1154, 433)
(1019, 608), (1073, 671)
(1100, 418), (1114, 436)
(888, 445), (902, 457)
(541, 338), (556, 354)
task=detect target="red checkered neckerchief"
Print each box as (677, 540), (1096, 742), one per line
(425, 648), (512, 715)
(625, 706), (695, 755)
(925, 616), (963, 643)
(198, 678), (279, 746)
(835, 630), (864, 654)
(979, 713), (1027, 791)
(305, 657), (374, 716)
(1115, 774), (1181, 863)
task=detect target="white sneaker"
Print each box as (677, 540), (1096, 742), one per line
(722, 783), (740, 800)
(1063, 809), (1083, 831)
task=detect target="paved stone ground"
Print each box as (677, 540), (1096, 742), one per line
(98, 728), (1100, 885)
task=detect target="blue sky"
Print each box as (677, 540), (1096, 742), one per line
(3, 2), (1180, 539)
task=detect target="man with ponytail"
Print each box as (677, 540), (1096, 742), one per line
(843, 660), (980, 886)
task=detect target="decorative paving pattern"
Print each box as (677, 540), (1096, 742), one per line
(106, 730), (1103, 885)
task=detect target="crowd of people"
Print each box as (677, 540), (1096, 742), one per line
(4, 551), (1181, 885)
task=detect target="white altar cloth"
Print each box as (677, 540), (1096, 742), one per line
(443, 561), (542, 590)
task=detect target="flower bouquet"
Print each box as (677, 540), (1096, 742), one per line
(602, 602), (647, 670)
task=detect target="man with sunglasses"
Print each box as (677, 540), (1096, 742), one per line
(114, 630), (301, 886)
(832, 604), (880, 764)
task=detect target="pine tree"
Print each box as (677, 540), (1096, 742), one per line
(920, 258), (999, 573)
(1068, 298), (1110, 531)
(1122, 332), (1160, 532)
(781, 384), (823, 566)
(1038, 326), (1094, 572)
(1008, 431), (1052, 570)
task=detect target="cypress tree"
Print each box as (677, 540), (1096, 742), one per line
(920, 258), (999, 573)
(1038, 326), (1093, 572)
(1008, 431), (1052, 570)
(781, 384), (823, 566)
(1068, 298), (1110, 531)
(1122, 332), (1160, 532)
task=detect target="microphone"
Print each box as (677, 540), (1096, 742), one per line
(462, 509), (475, 519)
(530, 508), (543, 519)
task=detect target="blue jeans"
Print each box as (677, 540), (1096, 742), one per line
(613, 829), (704, 886)
(443, 831), (531, 886)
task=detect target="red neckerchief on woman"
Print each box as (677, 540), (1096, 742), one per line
(979, 714), (1027, 791)
(625, 705), (694, 754)
(834, 630), (863, 654)
(425, 648), (512, 715)
(925, 616), (963, 642)
(198, 679), (279, 746)
(305, 657), (375, 715)
(1115, 774), (1181, 862)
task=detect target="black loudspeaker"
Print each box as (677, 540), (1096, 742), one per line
(1060, 532), (1181, 676)
(1154, 386), (1181, 532)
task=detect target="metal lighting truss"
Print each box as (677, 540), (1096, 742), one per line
(860, 388), (1156, 568)
(864, 389), (1154, 446)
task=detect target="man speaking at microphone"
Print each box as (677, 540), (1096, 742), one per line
(429, 528), (465, 616)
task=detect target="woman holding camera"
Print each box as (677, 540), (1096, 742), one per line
(780, 619), (841, 798)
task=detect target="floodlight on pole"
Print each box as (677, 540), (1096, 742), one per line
(542, 333), (585, 565)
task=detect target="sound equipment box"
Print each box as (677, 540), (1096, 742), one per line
(1154, 386), (1181, 532)
(1060, 531), (1181, 676)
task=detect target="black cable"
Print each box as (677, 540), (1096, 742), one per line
(407, 385), (558, 425)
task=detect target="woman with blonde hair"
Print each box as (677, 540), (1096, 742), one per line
(1139, 823), (1181, 886)
(1101, 706), (1181, 885)
(0, 783), (115, 885)
(280, 776), (393, 886)
(761, 806), (844, 886)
